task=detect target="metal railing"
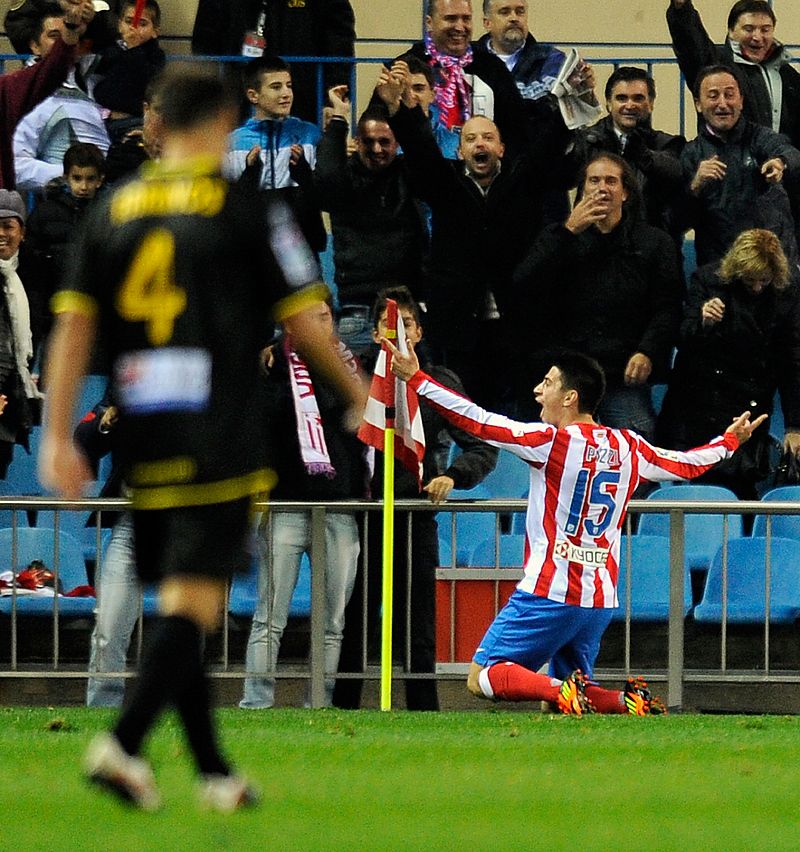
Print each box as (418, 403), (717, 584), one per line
(2, 495), (800, 710)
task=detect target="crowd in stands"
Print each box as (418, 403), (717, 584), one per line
(2, 0), (800, 707)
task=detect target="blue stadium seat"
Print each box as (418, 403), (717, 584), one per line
(769, 393), (784, 442)
(229, 552), (311, 619)
(448, 446), (530, 498)
(637, 484), (743, 572)
(650, 383), (668, 417)
(682, 237), (696, 282)
(477, 451), (530, 498)
(0, 527), (93, 616)
(0, 429), (43, 497)
(613, 534), (692, 622)
(0, 510), (28, 529)
(437, 484), (496, 566)
(510, 488), (529, 535)
(470, 533), (526, 567)
(694, 537), (800, 624)
(752, 486), (800, 539)
(0, 375), (109, 500)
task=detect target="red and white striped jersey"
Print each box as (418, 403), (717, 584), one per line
(409, 371), (739, 608)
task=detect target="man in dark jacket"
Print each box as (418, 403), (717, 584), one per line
(190, 0), (355, 124)
(565, 67), (686, 240)
(333, 286), (497, 712)
(512, 153), (683, 434)
(681, 65), (800, 271)
(474, 0), (596, 110)
(667, 0), (800, 148)
(315, 86), (428, 311)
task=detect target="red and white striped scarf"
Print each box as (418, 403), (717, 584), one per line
(286, 338), (359, 478)
(424, 32), (473, 126)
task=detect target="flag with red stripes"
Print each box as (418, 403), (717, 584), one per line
(357, 299), (425, 487)
(131, 0), (147, 25)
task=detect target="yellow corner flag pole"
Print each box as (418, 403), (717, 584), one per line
(380, 424), (395, 711)
(380, 302), (399, 712)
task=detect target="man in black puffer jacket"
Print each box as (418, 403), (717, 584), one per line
(512, 153), (682, 434)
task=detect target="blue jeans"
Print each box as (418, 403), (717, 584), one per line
(86, 514), (140, 708)
(596, 384), (656, 442)
(240, 511), (360, 709)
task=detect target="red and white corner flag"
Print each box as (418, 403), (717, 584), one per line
(131, 0), (147, 25)
(357, 299), (425, 487)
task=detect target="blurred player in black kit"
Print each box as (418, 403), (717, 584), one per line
(39, 63), (365, 813)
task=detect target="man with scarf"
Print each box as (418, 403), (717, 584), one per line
(0, 190), (44, 479)
(389, 0), (529, 160)
(240, 299), (367, 709)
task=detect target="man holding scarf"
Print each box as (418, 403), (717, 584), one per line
(240, 299), (367, 709)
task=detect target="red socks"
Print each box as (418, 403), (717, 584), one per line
(485, 662), (626, 713)
(486, 662), (561, 703)
(584, 685), (625, 714)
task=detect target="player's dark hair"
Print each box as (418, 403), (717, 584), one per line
(604, 66), (656, 101)
(63, 142), (106, 176)
(357, 106), (393, 136)
(155, 63), (239, 131)
(550, 351), (606, 415)
(120, 0), (161, 28)
(143, 72), (163, 108)
(244, 54), (292, 92)
(727, 0), (775, 32)
(399, 53), (435, 87)
(692, 63), (742, 99)
(371, 286), (422, 330)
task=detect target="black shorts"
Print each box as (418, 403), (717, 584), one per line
(133, 497), (255, 584)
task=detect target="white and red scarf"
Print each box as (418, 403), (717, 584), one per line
(424, 32), (473, 127)
(286, 338), (358, 478)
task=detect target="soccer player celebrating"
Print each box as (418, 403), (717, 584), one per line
(385, 342), (765, 715)
(39, 64), (365, 811)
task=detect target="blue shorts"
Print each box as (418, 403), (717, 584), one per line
(473, 589), (614, 680)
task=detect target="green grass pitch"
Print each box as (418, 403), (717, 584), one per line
(2, 707), (799, 851)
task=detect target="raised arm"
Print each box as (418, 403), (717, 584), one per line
(314, 85), (354, 210)
(637, 410), (767, 482)
(666, 0), (723, 94)
(385, 337), (554, 461)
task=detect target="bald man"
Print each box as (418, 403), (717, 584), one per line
(375, 62), (567, 412)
